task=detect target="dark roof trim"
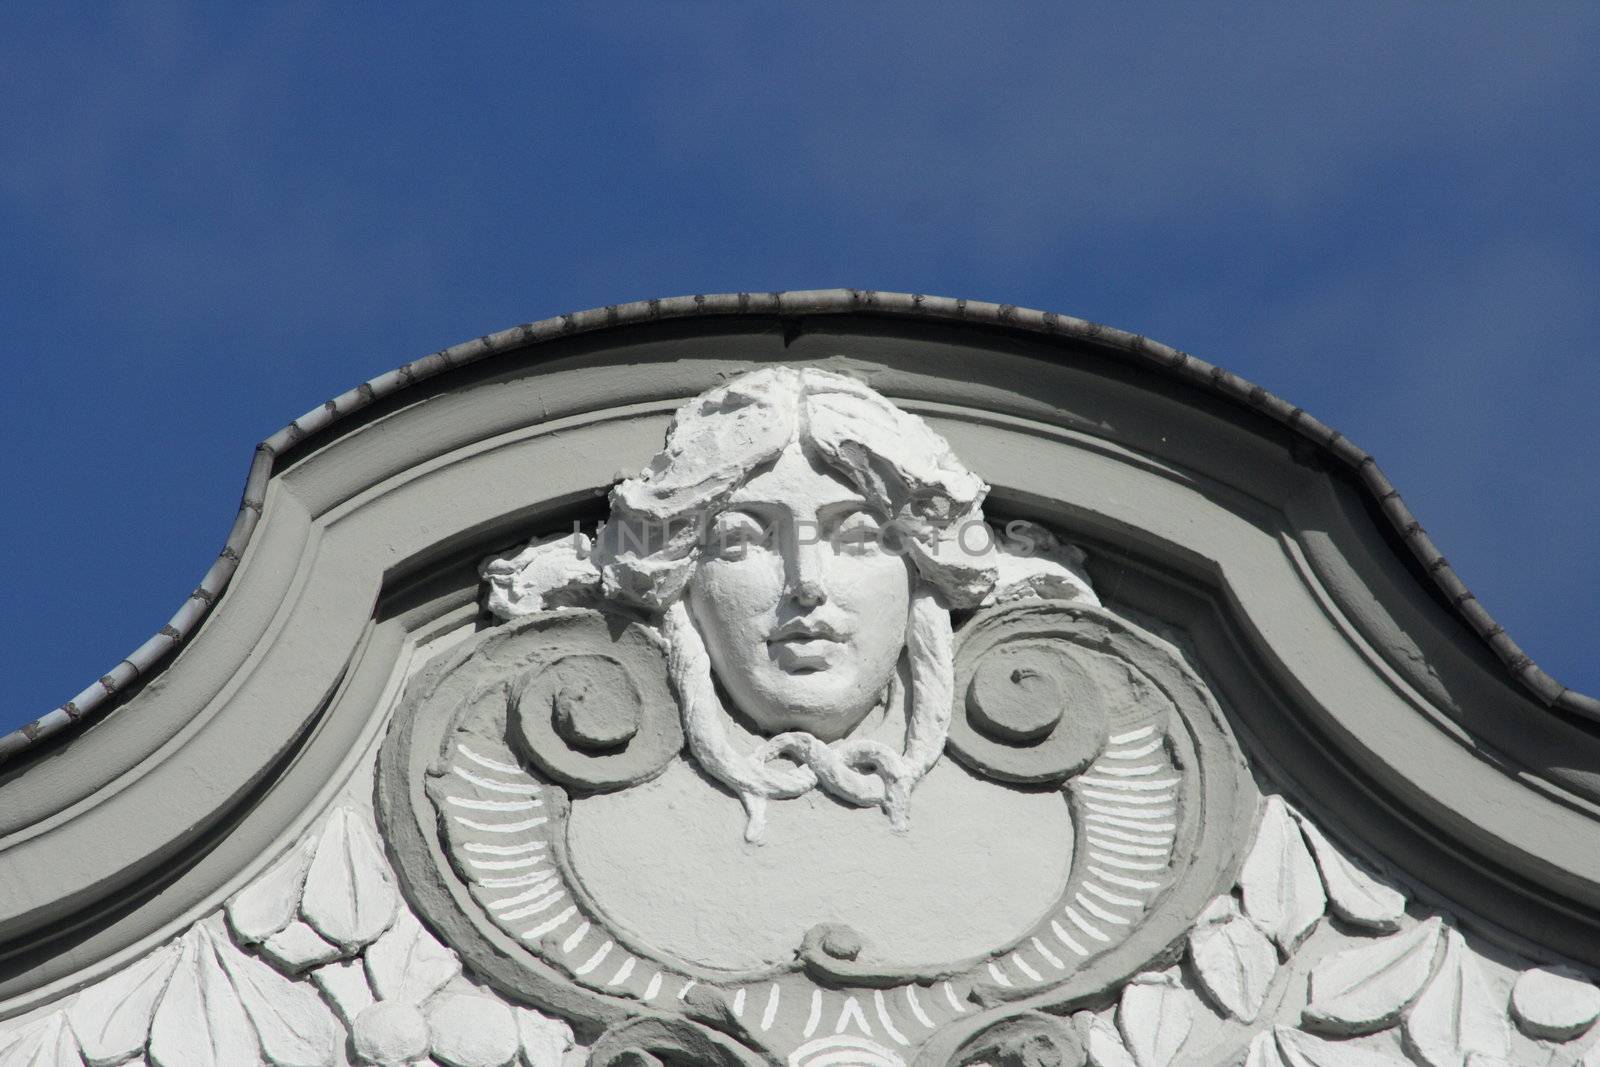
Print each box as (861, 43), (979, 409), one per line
(6, 289), (1591, 763)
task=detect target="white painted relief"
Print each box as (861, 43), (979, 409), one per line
(484, 367), (1101, 842)
(10, 367), (1598, 1066)
(1, 799), (575, 1066)
(15, 786), (1600, 1066)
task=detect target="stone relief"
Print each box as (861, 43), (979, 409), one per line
(0, 797), (576, 1067)
(484, 366), (1099, 842)
(10, 788), (1600, 1066)
(376, 368), (1254, 1060)
(9, 367), (1599, 1067)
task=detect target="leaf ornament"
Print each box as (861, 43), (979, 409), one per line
(308, 959), (374, 1030)
(0, 1012), (82, 1067)
(1275, 1028), (1409, 1066)
(1291, 813), (1406, 934)
(226, 837), (317, 945)
(65, 944), (178, 1067)
(226, 802), (397, 972)
(257, 922), (340, 975)
(517, 1007), (576, 1067)
(363, 910), (460, 1004)
(1400, 928), (1509, 1067)
(1244, 1031), (1289, 1067)
(300, 807), (398, 953)
(1078, 1011), (1138, 1067)
(1117, 970), (1191, 1067)
(1240, 797), (1326, 955)
(147, 930), (259, 1067)
(144, 926), (338, 1067)
(1302, 917), (1443, 1035)
(210, 927), (338, 1067)
(1188, 895), (1278, 1022)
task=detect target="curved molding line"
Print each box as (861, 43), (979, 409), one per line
(5, 288), (1593, 764)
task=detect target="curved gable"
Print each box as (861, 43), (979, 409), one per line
(3, 292), (1596, 1065)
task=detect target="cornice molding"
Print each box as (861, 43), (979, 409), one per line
(6, 290), (1591, 766)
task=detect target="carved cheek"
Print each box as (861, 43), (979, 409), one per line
(687, 553), (788, 695)
(829, 549), (912, 620)
(823, 550), (911, 680)
(692, 550), (786, 624)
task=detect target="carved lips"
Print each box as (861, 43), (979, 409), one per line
(766, 615), (850, 672)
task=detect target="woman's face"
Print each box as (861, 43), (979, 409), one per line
(686, 442), (913, 742)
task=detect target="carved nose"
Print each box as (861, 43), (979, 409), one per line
(788, 535), (830, 606)
(791, 575), (827, 607)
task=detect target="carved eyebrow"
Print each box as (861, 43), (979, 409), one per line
(723, 469), (869, 510)
(706, 502), (779, 524)
(819, 501), (886, 523)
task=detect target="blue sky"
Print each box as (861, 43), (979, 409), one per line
(2, 6), (1596, 732)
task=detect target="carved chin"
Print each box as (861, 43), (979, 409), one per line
(736, 668), (882, 741)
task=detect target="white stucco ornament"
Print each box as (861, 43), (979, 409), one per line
(24, 365), (1596, 1067)
(493, 369), (992, 842)
(376, 366), (1259, 1064)
(1240, 797), (1327, 956)
(1291, 812), (1406, 934)
(482, 533), (602, 619)
(1510, 965), (1600, 1041)
(1187, 897), (1277, 1023)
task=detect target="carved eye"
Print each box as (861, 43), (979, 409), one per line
(704, 509), (769, 559)
(829, 508), (884, 549)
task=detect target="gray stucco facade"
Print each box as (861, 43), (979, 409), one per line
(2, 292), (1595, 1066)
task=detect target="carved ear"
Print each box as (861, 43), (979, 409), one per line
(947, 602), (1173, 787)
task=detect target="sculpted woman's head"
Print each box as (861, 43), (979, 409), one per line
(596, 367), (996, 741)
(688, 442), (914, 741)
(581, 367), (1005, 836)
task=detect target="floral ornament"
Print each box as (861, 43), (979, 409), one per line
(227, 804), (400, 971)
(6, 763), (1600, 1067)
(0, 802), (572, 1067)
(965, 792), (1600, 1067)
(325, 910), (573, 1067)
(226, 803), (574, 1067)
(0, 1013), (79, 1067)
(12, 922), (340, 1067)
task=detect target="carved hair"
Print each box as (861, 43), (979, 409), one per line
(594, 367), (995, 838)
(595, 367), (996, 610)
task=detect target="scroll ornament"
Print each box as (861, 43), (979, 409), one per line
(5, 368), (1596, 1066)
(5, 787), (1600, 1066)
